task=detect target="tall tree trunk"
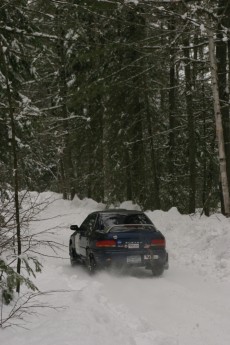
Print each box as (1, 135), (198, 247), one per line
(102, 103), (112, 205)
(146, 105), (161, 210)
(207, 25), (230, 216)
(217, 0), (230, 192)
(56, 10), (75, 200)
(125, 148), (133, 201)
(201, 80), (209, 216)
(131, 104), (146, 206)
(183, 36), (196, 213)
(168, 19), (177, 203)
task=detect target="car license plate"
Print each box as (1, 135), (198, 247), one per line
(144, 255), (151, 260)
(127, 255), (141, 264)
(144, 254), (159, 260)
(128, 243), (139, 249)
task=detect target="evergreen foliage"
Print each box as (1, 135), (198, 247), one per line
(1, 0), (230, 306)
(1, 0), (229, 210)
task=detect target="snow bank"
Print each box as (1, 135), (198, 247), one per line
(1, 192), (230, 345)
(146, 208), (230, 282)
(120, 200), (141, 211)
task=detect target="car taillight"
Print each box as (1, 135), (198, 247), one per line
(96, 240), (116, 247)
(151, 239), (165, 247)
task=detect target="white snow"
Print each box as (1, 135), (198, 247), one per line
(125, 0), (139, 5)
(1, 192), (230, 345)
(200, 24), (206, 34)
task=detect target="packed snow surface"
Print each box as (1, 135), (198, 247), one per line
(1, 192), (230, 345)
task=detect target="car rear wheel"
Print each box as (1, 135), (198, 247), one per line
(151, 265), (164, 277)
(70, 256), (79, 266)
(86, 251), (96, 275)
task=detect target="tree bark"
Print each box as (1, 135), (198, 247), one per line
(217, 0), (230, 195)
(183, 36), (196, 213)
(207, 25), (230, 216)
(56, 10), (75, 200)
(168, 19), (177, 203)
(102, 103), (112, 205)
(146, 105), (161, 210)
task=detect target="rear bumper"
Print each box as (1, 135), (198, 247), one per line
(93, 248), (168, 269)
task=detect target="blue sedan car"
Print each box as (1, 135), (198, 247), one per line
(69, 209), (168, 276)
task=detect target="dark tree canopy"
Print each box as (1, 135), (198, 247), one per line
(0, 0), (230, 215)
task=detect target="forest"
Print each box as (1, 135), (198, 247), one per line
(1, 0), (230, 217)
(1, 0), (230, 323)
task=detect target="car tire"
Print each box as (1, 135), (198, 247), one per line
(69, 247), (79, 266)
(70, 256), (77, 266)
(86, 250), (96, 275)
(151, 265), (164, 277)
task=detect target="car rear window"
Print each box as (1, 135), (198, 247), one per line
(100, 213), (154, 231)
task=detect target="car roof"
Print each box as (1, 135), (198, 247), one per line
(93, 209), (144, 215)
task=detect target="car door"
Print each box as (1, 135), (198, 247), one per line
(78, 213), (98, 257)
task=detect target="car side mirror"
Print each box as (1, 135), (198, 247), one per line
(70, 225), (79, 231)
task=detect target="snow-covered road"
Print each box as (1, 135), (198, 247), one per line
(98, 264), (230, 345)
(1, 192), (230, 345)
